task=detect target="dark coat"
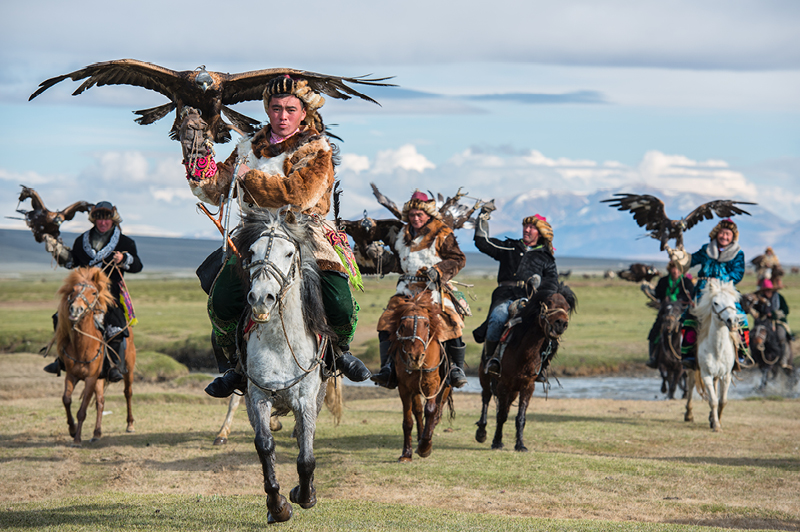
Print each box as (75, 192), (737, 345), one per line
(69, 228), (143, 300)
(653, 274), (694, 303)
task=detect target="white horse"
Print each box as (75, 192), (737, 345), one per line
(235, 209), (335, 524)
(684, 278), (741, 431)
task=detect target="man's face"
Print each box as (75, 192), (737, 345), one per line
(267, 95), (307, 138)
(669, 266), (681, 280)
(94, 218), (113, 234)
(408, 209), (430, 230)
(522, 223), (540, 246)
(716, 228), (734, 248)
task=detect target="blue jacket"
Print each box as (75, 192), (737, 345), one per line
(690, 242), (746, 316)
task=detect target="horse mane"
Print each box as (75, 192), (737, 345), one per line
(694, 278), (740, 345)
(384, 291), (444, 343)
(55, 267), (114, 353)
(508, 282), (577, 350)
(233, 208), (333, 340)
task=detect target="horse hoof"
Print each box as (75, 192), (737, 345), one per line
(416, 441), (433, 458)
(398, 456), (412, 463)
(90, 437), (100, 443)
(289, 486), (316, 509)
(515, 444), (528, 452)
(266, 497), (292, 523)
(126, 425), (135, 433)
(491, 442), (503, 450)
(213, 437), (228, 446)
(70, 441), (82, 448)
(475, 427), (487, 443)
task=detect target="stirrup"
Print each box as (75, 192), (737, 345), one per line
(485, 357), (501, 376)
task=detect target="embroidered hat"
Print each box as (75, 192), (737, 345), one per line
(759, 278), (774, 290)
(88, 201), (122, 225)
(708, 218), (738, 242)
(401, 191), (441, 222)
(263, 75), (325, 111)
(522, 214), (554, 253)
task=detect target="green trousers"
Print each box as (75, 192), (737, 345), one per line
(208, 255), (358, 351)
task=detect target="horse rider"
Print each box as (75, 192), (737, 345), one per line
(644, 260), (694, 368)
(370, 191), (469, 389)
(756, 278), (793, 370)
(473, 207), (559, 378)
(42, 201), (142, 382)
(668, 218), (750, 370)
(178, 75), (371, 398)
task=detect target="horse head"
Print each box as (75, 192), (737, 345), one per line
(58, 267), (113, 324)
(237, 209), (309, 324)
(536, 283), (577, 340)
(390, 292), (442, 371)
(661, 300), (687, 335)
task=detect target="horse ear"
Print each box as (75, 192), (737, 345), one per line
(284, 209), (297, 224)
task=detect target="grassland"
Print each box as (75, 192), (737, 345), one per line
(2, 270), (799, 375)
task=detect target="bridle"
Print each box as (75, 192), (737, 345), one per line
(67, 282), (101, 323)
(538, 302), (569, 339)
(244, 226), (301, 311)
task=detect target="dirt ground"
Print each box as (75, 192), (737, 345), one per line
(2, 352), (799, 530)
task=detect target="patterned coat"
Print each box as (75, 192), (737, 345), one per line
(187, 125), (344, 274)
(376, 218), (467, 341)
(690, 241), (746, 316)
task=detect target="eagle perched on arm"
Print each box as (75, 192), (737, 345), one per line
(601, 193), (755, 251)
(29, 59), (395, 144)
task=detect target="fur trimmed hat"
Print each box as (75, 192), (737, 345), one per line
(708, 218), (738, 242)
(401, 191), (441, 222)
(263, 76), (325, 111)
(88, 201), (122, 225)
(522, 214), (554, 253)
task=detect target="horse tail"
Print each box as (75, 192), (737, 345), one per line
(324, 375), (343, 426)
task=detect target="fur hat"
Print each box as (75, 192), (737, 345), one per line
(88, 201), (122, 225)
(263, 76), (325, 111)
(401, 191), (441, 222)
(522, 214), (554, 253)
(759, 278), (775, 290)
(708, 218), (738, 242)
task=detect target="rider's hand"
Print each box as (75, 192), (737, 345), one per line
(425, 267), (440, 284)
(113, 251), (124, 264)
(43, 234), (59, 253)
(179, 107), (211, 159)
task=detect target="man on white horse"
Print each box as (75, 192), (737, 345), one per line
(668, 218), (750, 370)
(179, 75), (371, 397)
(42, 201), (142, 382)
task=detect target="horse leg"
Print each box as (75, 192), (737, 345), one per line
(289, 408), (317, 510)
(63, 375), (77, 439)
(214, 395), (241, 446)
(514, 389), (533, 452)
(684, 370), (695, 422)
(759, 367), (769, 391)
(398, 386), (415, 462)
(124, 342), (135, 433)
(717, 372), (731, 424)
(73, 377), (98, 446)
(475, 374), (492, 443)
(90, 378), (105, 443)
(416, 396), (438, 458)
(703, 374), (721, 431)
(492, 393), (512, 450)
(252, 398), (292, 523)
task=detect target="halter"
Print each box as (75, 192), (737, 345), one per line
(67, 282), (102, 323)
(396, 314), (433, 352)
(538, 302), (569, 339)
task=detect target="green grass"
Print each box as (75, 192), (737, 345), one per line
(2, 271), (798, 376)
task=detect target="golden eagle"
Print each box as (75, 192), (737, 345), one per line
(601, 193), (755, 251)
(370, 182), (484, 230)
(14, 186), (91, 243)
(29, 59), (394, 144)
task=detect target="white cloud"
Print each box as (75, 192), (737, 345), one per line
(371, 144), (435, 174)
(339, 153), (370, 174)
(0, 168), (61, 186)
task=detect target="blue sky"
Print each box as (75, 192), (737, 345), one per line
(1, 0), (798, 241)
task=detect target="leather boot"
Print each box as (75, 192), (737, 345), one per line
(484, 340), (501, 376)
(447, 342), (468, 388)
(336, 349), (372, 382)
(370, 340), (396, 389)
(105, 337), (125, 383)
(205, 345), (246, 398)
(44, 358), (65, 375)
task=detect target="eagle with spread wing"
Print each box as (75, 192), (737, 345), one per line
(29, 59), (394, 144)
(601, 193), (755, 251)
(370, 183), (484, 230)
(13, 186), (91, 243)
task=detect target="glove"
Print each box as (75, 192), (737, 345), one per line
(479, 199), (496, 220)
(179, 107), (212, 159)
(425, 267), (440, 284)
(43, 234), (59, 254)
(668, 247), (690, 272)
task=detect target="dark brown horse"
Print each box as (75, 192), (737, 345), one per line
(384, 291), (453, 462)
(55, 267), (136, 445)
(653, 299), (687, 399)
(475, 284), (576, 451)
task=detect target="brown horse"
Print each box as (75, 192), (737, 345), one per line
(475, 283), (576, 451)
(384, 291), (453, 462)
(653, 299), (687, 400)
(55, 267), (136, 445)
